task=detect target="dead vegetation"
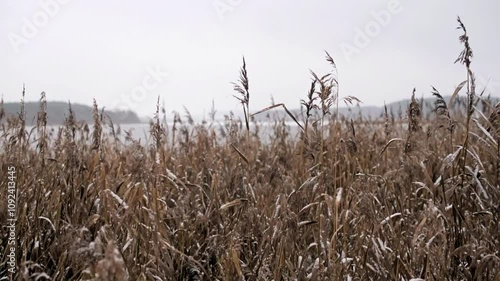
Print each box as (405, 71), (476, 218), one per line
(0, 18), (499, 280)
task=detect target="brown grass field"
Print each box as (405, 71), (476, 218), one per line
(1, 18), (499, 280)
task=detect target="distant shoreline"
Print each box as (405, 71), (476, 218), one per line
(2, 101), (143, 125)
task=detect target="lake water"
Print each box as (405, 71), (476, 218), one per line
(19, 121), (305, 146)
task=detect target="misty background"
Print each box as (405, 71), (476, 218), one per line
(1, 0), (499, 120)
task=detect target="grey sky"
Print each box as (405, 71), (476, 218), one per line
(1, 0), (499, 117)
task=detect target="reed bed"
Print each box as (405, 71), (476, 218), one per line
(0, 18), (499, 280)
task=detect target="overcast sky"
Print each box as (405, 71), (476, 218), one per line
(1, 1), (499, 117)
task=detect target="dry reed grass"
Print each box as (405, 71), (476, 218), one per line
(0, 18), (499, 280)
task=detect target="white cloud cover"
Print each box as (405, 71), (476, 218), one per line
(1, 0), (499, 117)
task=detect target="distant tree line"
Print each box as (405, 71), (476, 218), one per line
(1, 101), (142, 125)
